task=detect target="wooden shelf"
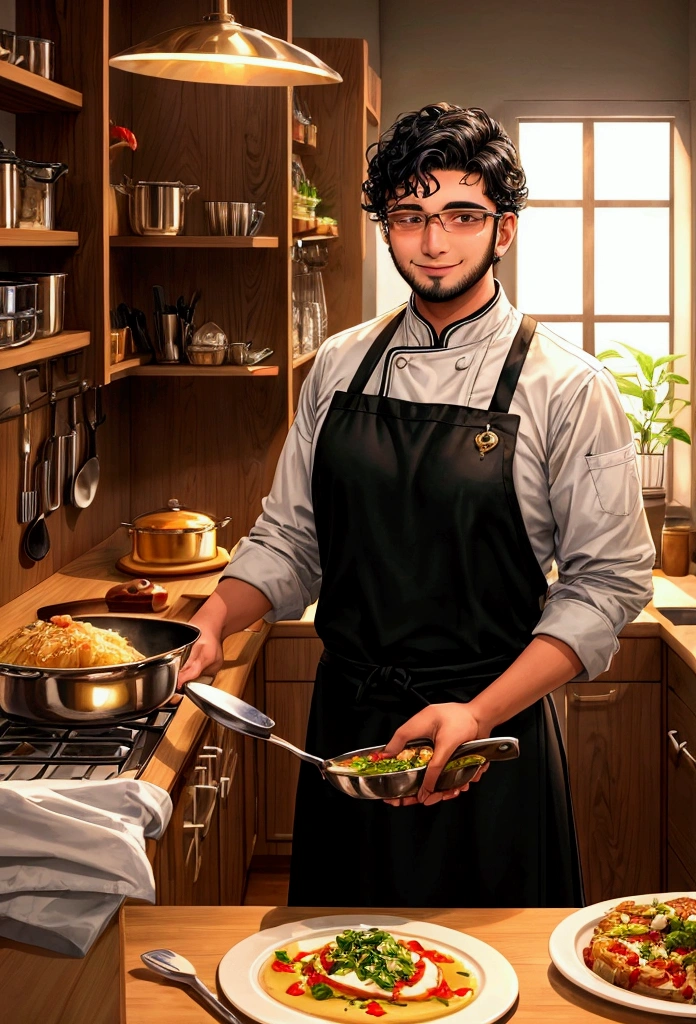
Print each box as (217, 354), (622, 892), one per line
(0, 330), (90, 370)
(293, 226), (339, 242)
(109, 235), (279, 248)
(0, 228), (79, 247)
(109, 362), (279, 380)
(0, 61), (82, 113)
(292, 139), (317, 154)
(292, 349), (317, 369)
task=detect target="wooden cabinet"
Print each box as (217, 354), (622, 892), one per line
(666, 650), (696, 888)
(154, 677), (257, 905)
(255, 635), (323, 854)
(564, 638), (663, 904)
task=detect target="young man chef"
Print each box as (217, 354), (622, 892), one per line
(180, 103), (654, 908)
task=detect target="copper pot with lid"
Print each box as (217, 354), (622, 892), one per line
(122, 498), (231, 565)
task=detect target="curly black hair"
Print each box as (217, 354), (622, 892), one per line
(361, 103), (528, 223)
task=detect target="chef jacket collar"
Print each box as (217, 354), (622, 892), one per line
(406, 279), (511, 350)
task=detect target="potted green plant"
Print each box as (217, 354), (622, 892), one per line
(598, 342), (691, 490)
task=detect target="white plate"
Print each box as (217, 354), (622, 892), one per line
(218, 914), (518, 1024)
(549, 891), (696, 1018)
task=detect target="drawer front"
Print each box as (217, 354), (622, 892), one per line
(668, 649), (696, 718)
(264, 680), (314, 840)
(265, 638), (324, 680)
(595, 638), (661, 682)
(667, 688), (696, 878)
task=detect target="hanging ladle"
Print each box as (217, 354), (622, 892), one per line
(23, 439), (51, 562)
(73, 385), (104, 509)
(184, 682), (519, 801)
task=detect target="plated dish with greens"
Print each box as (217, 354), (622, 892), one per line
(217, 915), (519, 1024)
(261, 927), (477, 1022)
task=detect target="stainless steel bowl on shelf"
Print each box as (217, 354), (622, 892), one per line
(0, 616), (200, 724)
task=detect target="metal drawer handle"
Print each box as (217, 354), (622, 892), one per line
(571, 688), (617, 703)
(668, 728), (696, 767)
(219, 751), (239, 801)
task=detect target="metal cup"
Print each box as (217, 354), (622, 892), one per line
(154, 312), (181, 363)
(204, 201), (265, 236)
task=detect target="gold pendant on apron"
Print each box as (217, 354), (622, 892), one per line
(475, 424), (499, 460)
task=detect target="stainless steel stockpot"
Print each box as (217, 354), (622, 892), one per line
(0, 310), (38, 348)
(0, 272), (66, 337)
(122, 498), (231, 566)
(0, 280), (38, 316)
(20, 158), (68, 229)
(115, 180), (200, 236)
(0, 615), (200, 724)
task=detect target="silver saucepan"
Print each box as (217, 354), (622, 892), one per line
(0, 615), (200, 724)
(185, 682), (520, 800)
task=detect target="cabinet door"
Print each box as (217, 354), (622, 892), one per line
(666, 652), (696, 887)
(566, 680), (662, 904)
(264, 680), (315, 842)
(154, 724), (221, 906)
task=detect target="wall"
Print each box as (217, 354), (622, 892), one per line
(292, 0), (380, 72)
(0, 0), (14, 148)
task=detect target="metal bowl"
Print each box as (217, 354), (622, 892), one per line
(0, 615), (200, 724)
(323, 737), (519, 801)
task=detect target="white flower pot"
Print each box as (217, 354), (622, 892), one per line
(636, 452), (665, 490)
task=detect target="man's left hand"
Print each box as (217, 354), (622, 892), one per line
(381, 702), (490, 807)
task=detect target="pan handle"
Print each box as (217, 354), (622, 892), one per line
(267, 732), (326, 770)
(0, 666), (42, 680)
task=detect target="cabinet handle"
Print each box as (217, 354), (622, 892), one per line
(219, 751), (239, 802)
(570, 688), (617, 703)
(199, 753), (218, 786)
(668, 728), (696, 767)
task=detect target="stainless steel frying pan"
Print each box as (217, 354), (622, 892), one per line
(185, 682), (519, 800)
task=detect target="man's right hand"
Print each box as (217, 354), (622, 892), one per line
(177, 631), (224, 687)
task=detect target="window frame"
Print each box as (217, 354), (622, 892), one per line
(498, 100), (691, 507)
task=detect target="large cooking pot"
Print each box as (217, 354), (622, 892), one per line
(114, 179), (200, 236)
(122, 498), (231, 566)
(0, 615), (199, 724)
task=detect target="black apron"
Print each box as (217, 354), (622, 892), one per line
(288, 308), (584, 908)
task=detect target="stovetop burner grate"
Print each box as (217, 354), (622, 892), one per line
(0, 706), (176, 781)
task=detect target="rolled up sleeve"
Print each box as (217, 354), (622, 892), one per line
(531, 367), (655, 679)
(220, 366), (322, 622)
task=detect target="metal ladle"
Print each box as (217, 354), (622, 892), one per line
(140, 949), (242, 1024)
(73, 386), (103, 509)
(23, 441), (50, 562)
(184, 682), (520, 800)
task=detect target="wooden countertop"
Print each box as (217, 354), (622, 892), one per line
(123, 904), (652, 1023)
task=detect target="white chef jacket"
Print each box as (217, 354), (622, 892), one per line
(223, 283), (655, 680)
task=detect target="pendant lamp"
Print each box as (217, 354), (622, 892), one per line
(109, 1), (342, 86)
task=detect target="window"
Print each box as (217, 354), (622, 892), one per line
(516, 119), (673, 362)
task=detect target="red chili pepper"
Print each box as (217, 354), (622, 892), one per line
(649, 931), (662, 942)
(272, 959), (296, 973)
(428, 979), (454, 1000)
(365, 1002), (386, 1017)
(453, 987), (472, 997)
(672, 972), (687, 989)
(625, 953), (639, 967)
(608, 942), (627, 954)
(368, 753), (381, 762)
(392, 958), (426, 999)
(674, 947), (691, 956)
(683, 985), (694, 1000)
(109, 124), (137, 150)
(582, 946), (594, 969)
(320, 949), (334, 973)
(405, 940), (425, 952)
(628, 968), (641, 988)
(286, 982), (305, 996)
(666, 961), (680, 974)
(649, 959), (667, 970)
(293, 949), (316, 962)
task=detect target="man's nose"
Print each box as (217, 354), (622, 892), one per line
(420, 219), (450, 258)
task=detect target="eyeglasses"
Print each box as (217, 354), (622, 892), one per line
(385, 208), (503, 234)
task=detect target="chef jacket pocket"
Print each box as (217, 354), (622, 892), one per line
(585, 442), (640, 516)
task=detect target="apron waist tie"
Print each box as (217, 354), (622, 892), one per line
(321, 650), (431, 708)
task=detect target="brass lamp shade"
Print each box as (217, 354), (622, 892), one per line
(109, 7), (342, 86)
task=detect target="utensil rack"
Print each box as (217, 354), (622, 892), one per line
(0, 353), (88, 422)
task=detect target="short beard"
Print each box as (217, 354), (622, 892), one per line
(389, 229), (498, 304)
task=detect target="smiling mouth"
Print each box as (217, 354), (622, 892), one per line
(415, 263), (461, 271)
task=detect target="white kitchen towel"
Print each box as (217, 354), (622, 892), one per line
(0, 779), (172, 956)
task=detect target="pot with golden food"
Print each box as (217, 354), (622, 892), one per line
(121, 497), (231, 565)
(0, 614), (199, 723)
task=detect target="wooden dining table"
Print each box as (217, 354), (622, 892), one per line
(123, 905), (663, 1023)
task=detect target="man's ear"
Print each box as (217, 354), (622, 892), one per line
(494, 212), (517, 259)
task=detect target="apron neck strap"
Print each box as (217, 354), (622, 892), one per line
(488, 314), (538, 414)
(347, 306), (408, 394)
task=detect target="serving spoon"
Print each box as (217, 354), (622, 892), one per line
(140, 949), (241, 1024)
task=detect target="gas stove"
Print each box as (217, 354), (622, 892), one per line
(0, 706), (176, 781)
